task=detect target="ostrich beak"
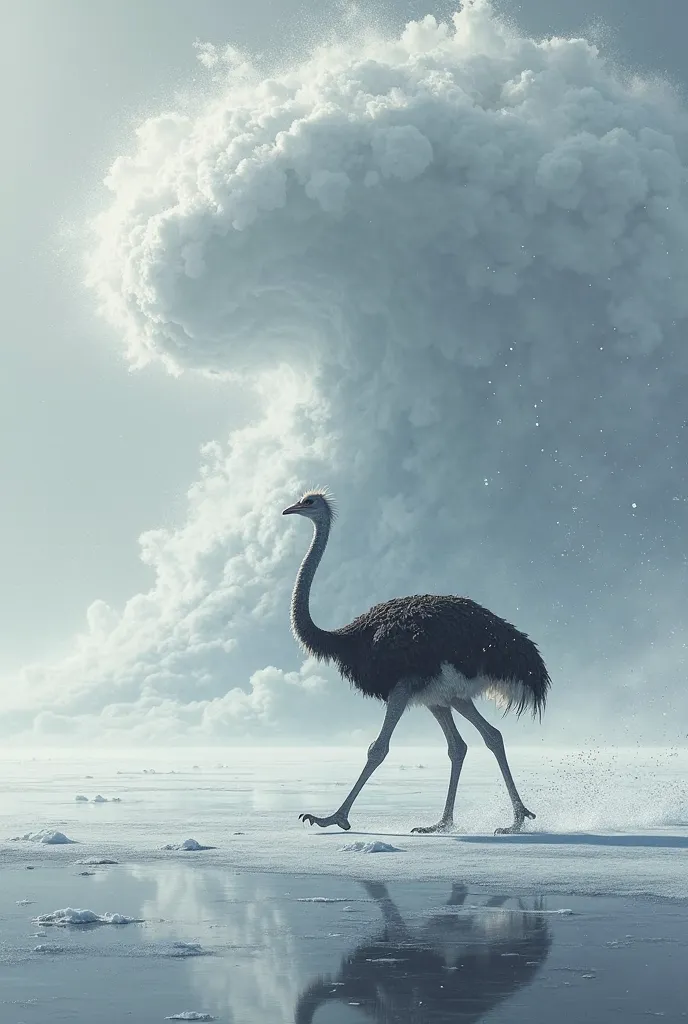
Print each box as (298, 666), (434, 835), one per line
(282, 502), (303, 515)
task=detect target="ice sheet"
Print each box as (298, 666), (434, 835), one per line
(1, 746), (687, 900)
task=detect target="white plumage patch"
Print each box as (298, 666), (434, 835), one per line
(408, 663), (531, 712)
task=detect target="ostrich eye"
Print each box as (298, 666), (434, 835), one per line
(303, 498), (314, 506)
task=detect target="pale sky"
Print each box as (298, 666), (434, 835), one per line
(1, 0), (687, 747)
(0, 0), (447, 665)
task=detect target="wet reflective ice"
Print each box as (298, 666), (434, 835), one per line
(295, 881), (552, 1022)
(2, 864), (686, 1023)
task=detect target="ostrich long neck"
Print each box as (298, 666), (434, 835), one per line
(291, 519), (336, 659)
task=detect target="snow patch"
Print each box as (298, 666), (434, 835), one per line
(76, 794), (121, 803)
(296, 897), (349, 903)
(164, 1014), (215, 1022)
(340, 841), (403, 854)
(12, 830), (76, 845)
(74, 858), (118, 865)
(35, 908), (141, 926)
(366, 957), (407, 963)
(163, 942), (212, 958)
(162, 839), (216, 851)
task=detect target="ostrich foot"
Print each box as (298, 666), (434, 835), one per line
(494, 806), (535, 836)
(299, 810), (351, 831)
(411, 818), (454, 834)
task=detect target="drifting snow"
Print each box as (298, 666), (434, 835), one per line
(35, 908), (141, 926)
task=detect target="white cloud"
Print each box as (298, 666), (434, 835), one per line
(3, 1), (688, 745)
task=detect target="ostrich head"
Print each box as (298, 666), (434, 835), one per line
(282, 489), (337, 526)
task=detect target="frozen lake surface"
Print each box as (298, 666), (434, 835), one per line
(1, 747), (687, 1021)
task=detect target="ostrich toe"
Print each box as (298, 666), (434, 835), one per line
(299, 810), (351, 831)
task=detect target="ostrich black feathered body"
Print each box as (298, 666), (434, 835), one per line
(327, 594), (550, 717)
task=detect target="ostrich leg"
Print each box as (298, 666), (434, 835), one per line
(299, 681), (412, 831)
(453, 699), (535, 834)
(446, 882), (469, 906)
(359, 881), (411, 943)
(411, 707), (467, 834)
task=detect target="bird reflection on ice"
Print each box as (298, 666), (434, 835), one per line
(295, 881), (552, 1023)
(122, 866), (551, 1024)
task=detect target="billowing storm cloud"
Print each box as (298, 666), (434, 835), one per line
(4, 1), (688, 745)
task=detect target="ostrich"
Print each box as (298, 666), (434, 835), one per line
(282, 489), (550, 835)
(294, 881), (552, 1024)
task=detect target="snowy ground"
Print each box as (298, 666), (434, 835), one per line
(1, 747), (687, 1022)
(1, 746), (687, 900)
